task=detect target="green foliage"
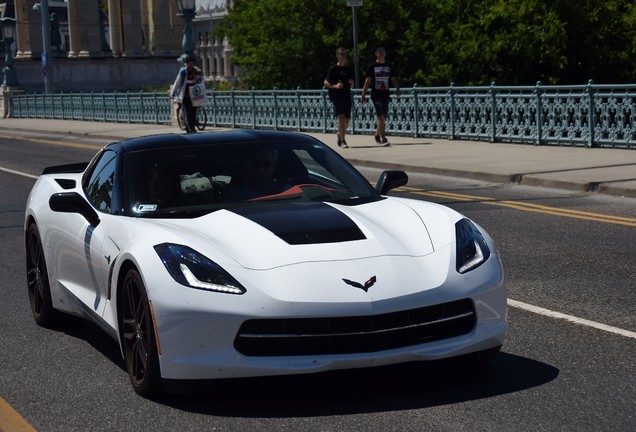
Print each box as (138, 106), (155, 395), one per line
(218, 0), (636, 89)
(219, 0), (350, 89)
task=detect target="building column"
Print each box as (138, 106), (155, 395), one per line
(170, 1), (184, 55)
(212, 42), (221, 80)
(67, 0), (105, 58)
(223, 37), (231, 77)
(147, 0), (175, 57)
(14, 1), (39, 59)
(107, 0), (123, 57)
(121, 0), (147, 57)
(200, 37), (210, 77)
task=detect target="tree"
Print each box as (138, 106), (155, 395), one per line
(220, 0), (352, 89)
(219, 0), (635, 89)
(554, 0), (636, 83)
(448, 0), (568, 85)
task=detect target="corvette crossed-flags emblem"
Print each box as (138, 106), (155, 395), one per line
(342, 276), (377, 292)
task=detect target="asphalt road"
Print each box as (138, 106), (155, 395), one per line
(1, 133), (635, 432)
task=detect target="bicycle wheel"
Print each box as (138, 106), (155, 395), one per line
(196, 107), (208, 131)
(176, 105), (186, 131)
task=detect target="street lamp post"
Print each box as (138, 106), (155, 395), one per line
(175, 0), (197, 60)
(346, 0), (362, 88)
(34, 0), (53, 93)
(352, 5), (360, 88)
(0, 17), (20, 88)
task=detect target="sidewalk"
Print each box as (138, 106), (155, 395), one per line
(2, 118), (636, 198)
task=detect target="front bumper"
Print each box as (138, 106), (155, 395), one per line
(146, 252), (506, 380)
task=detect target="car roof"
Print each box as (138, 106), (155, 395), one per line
(105, 130), (315, 154)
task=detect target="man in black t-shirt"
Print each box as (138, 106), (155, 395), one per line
(360, 46), (401, 146)
(324, 47), (355, 148)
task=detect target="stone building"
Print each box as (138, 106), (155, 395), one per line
(193, 4), (237, 85)
(0, 0), (237, 92)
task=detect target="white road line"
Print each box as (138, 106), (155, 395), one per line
(509, 299), (636, 340)
(0, 166), (38, 179)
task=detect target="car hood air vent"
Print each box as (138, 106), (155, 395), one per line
(55, 178), (76, 190)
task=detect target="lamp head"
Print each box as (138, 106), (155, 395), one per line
(0, 17), (16, 43)
(175, 0), (196, 14)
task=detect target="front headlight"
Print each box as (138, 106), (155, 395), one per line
(455, 218), (491, 274)
(154, 243), (246, 294)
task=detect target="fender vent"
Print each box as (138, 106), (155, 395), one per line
(55, 179), (76, 190)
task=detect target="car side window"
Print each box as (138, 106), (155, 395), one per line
(85, 150), (116, 213)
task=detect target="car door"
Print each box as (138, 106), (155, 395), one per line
(50, 150), (117, 318)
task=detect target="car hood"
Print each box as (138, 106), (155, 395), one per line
(149, 199), (442, 270)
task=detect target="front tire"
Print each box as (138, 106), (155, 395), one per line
(26, 223), (61, 327)
(120, 268), (162, 397)
(196, 107), (207, 131)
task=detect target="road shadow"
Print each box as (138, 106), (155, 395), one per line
(53, 316), (127, 372)
(156, 351), (558, 417)
(350, 140), (433, 149)
(49, 318), (558, 417)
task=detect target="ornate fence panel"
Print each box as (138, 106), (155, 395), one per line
(232, 91), (255, 129)
(494, 86), (538, 144)
(299, 90), (327, 132)
(11, 91), (172, 125)
(252, 91), (275, 129)
(593, 87), (636, 149)
(539, 85), (591, 147)
(274, 90), (301, 131)
(410, 87), (454, 138)
(209, 90), (234, 128)
(9, 83), (636, 149)
(451, 86), (494, 142)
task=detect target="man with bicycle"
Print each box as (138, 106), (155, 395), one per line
(171, 54), (203, 133)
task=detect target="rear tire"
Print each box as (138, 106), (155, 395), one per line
(176, 104), (186, 131)
(26, 223), (62, 327)
(120, 268), (162, 397)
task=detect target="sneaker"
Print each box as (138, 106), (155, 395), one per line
(374, 135), (381, 144)
(380, 137), (389, 146)
(337, 135), (348, 148)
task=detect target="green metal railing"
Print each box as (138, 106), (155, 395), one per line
(10, 81), (636, 149)
(12, 91), (172, 124)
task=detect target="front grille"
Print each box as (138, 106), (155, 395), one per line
(234, 299), (476, 356)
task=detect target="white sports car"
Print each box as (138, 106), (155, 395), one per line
(25, 130), (506, 396)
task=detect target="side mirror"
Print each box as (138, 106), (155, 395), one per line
(49, 192), (101, 227)
(375, 170), (408, 195)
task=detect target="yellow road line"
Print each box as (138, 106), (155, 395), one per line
(0, 397), (37, 432)
(400, 188), (636, 227)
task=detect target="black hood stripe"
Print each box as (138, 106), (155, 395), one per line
(229, 202), (366, 245)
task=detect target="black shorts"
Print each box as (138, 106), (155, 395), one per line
(371, 93), (390, 116)
(332, 97), (352, 118)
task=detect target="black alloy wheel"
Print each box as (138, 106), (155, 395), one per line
(120, 268), (162, 396)
(196, 107), (208, 131)
(176, 104), (187, 130)
(26, 223), (61, 327)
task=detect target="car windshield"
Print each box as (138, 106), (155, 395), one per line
(123, 137), (381, 218)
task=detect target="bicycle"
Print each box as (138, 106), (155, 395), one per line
(176, 103), (208, 131)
